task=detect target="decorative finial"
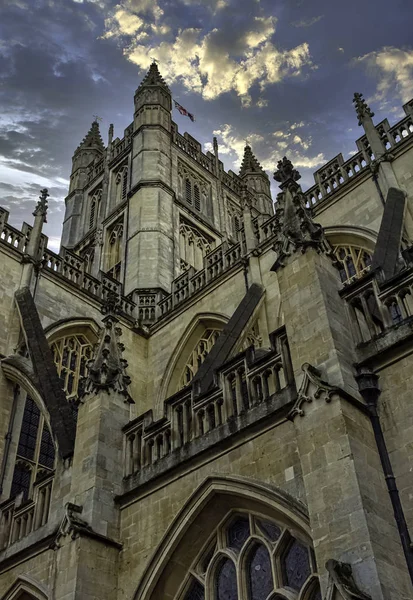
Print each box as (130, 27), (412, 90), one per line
(93, 115), (103, 123)
(101, 290), (122, 317)
(150, 57), (159, 64)
(33, 188), (49, 221)
(353, 93), (374, 126)
(245, 138), (251, 147)
(273, 157), (301, 190)
(79, 290), (132, 401)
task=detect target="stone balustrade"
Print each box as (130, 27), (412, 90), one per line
(340, 259), (413, 345)
(123, 328), (293, 477)
(0, 475), (53, 551)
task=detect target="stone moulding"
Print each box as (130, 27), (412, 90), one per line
(288, 362), (339, 420)
(325, 559), (371, 600)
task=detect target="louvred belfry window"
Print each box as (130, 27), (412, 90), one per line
(10, 397), (55, 501)
(182, 512), (321, 600)
(51, 334), (94, 398)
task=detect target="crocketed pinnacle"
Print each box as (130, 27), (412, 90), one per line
(33, 188), (49, 221)
(353, 92), (375, 126)
(271, 157), (335, 271)
(239, 145), (267, 178)
(137, 61), (170, 93)
(76, 120), (105, 153)
(80, 292), (132, 401)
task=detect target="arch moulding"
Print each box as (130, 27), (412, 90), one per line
(132, 474), (310, 600)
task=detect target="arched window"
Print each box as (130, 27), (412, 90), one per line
(181, 512), (321, 600)
(106, 218), (124, 281)
(51, 333), (94, 398)
(88, 189), (102, 231)
(179, 329), (221, 389)
(333, 245), (372, 285)
(10, 397), (55, 502)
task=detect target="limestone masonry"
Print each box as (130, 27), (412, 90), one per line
(1, 63), (413, 600)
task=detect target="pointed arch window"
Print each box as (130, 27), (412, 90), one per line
(88, 189), (102, 231)
(51, 333), (94, 399)
(194, 185), (201, 211)
(179, 220), (213, 273)
(333, 245), (372, 285)
(180, 511), (321, 600)
(179, 328), (221, 390)
(106, 218), (124, 281)
(10, 397), (55, 502)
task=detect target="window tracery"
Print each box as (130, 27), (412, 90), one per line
(88, 189), (102, 230)
(179, 221), (214, 272)
(182, 512), (321, 600)
(332, 245), (372, 285)
(178, 162), (210, 214)
(227, 200), (243, 241)
(106, 218), (124, 281)
(10, 397), (55, 502)
(51, 333), (94, 398)
(179, 328), (221, 389)
(115, 165), (129, 202)
(80, 245), (95, 274)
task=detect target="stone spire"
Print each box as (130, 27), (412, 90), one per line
(271, 157), (335, 271)
(33, 188), (49, 222)
(137, 61), (170, 93)
(239, 144), (267, 177)
(75, 119), (105, 153)
(80, 293), (132, 402)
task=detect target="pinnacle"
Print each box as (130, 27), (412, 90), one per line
(137, 61), (170, 93)
(353, 92), (375, 126)
(76, 120), (105, 153)
(239, 144), (267, 177)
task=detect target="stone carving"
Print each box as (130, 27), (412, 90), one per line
(52, 503), (91, 549)
(271, 158), (337, 271)
(33, 188), (49, 221)
(80, 292), (132, 401)
(274, 156), (301, 190)
(95, 226), (103, 247)
(324, 559), (371, 600)
(353, 92), (375, 126)
(289, 362), (338, 419)
(239, 144), (267, 177)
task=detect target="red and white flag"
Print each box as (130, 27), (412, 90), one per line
(174, 100), (195, 122)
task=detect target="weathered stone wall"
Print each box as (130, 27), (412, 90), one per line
(377, 353), (413, 537)
(117, 417), (302, 600)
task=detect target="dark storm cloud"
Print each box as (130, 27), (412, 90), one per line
(1, 0), (413, 244)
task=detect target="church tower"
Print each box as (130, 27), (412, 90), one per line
(125, 62), (176, 295)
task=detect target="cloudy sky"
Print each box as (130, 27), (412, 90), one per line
(1, 0), (413, 250)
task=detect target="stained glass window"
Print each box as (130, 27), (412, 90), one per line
(51, 334), (93, 398)
(185, 579), (205, 600)
(257, 520), (281, 543)
(227, 517), (250, 550)
(248, 544), (273, 600)
(282, 540), (311, 591)
(180, 512), (318, 600)
(216, 559), (237, 600)
(10, 396), (55, 501)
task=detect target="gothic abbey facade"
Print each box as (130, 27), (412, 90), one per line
(0, 63), (413, 600)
